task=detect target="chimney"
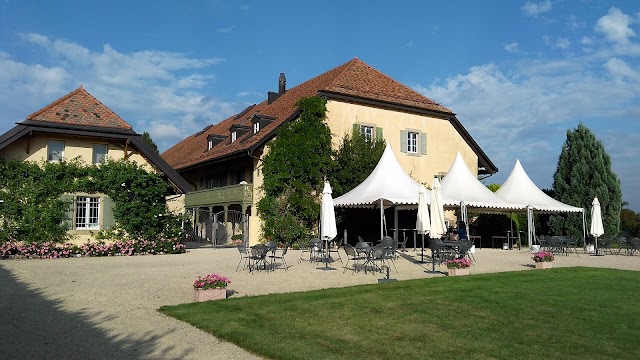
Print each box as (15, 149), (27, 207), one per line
(278, 73), (286, 94)
(268, 72), (287, 104)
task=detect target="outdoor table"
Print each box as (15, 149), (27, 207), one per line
(249, 245), (269, 272)
(491, 236), (507, 249)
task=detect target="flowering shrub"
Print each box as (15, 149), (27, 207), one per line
(445, 258), (472, 269)
(193, 274), (231, 290)
(0, 238), (186, 259)
(532, 251), (555, 262)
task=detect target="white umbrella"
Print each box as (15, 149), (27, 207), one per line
(416, 185), (431, 262)
(430, 178), (446, 271)
(590, 197), (604, 255)
(320, 181), (337, 267)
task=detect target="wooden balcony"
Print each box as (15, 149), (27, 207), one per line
(185, 183), (253, 208)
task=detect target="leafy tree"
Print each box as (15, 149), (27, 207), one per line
(329, 128), (386, 197)
(141, 131), (159, 153)
(257, 97), (333, 244)
(549, 123), (622, 239)
(620, 207), (640, 237)
(329, 126), (386, 238)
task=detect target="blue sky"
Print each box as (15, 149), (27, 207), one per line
(1, 1), (639, 211)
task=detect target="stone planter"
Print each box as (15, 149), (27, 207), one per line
(194, 288), (227, 302)
(447, 267), (470, 276)
(535, 261), (553, 269)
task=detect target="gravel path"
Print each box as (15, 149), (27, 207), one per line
(1, 245), (639, 359)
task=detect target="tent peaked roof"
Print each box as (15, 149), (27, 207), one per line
(333, 144), (423, 208)
(441, 153), (524, 211)
(496, 160), (583, 213)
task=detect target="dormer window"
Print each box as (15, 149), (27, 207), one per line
(230, 124), (251, 143)
(251, 114), (275, 135)
(206, 134), (226, 151)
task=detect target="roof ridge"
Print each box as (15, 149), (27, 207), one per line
(325, 57), (361, 91)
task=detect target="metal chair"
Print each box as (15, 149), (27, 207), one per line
(269, 246), (289, 271)
(297, 239), (310, 263)
(328, 237), (343, 263)
(343, 244), (364, 273)
(236, 244), (251, 271)
(249, 244), (269, 272)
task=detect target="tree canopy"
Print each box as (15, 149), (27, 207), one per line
(549, 123), (622, 239)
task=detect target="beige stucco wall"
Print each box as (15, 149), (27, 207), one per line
(325, 100), (479, 184)
(248, 149), (267, 246)
(1, 133), (150, 168)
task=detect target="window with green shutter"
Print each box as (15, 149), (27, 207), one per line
(102, 196), (115, 230)
(60, 194), (74, 230)
(420, 133), (427, 155)
(400, 130), (408, 153)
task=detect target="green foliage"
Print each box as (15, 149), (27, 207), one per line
(0, 157), (182, 244)
(549, 123), (622, 238)
(141, 131), (159, 153)
(329, 128), (386, 197)
(620, 208), (640, 237)
(257, 97), (333, 244)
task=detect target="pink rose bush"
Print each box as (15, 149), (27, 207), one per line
(532, 251), (554, 263)
(193, 273), (231, 290)
(444, 258), (472, 269)
(1, 238), (186, 259)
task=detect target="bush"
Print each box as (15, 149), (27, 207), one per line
(0, 238), (186, 259)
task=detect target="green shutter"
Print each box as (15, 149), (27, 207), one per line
(61, 194), (74, 230)
(352, 123), (359, 134)
(421, 133), (427, 155)
(400, 130), (408, 153)
(375, 127), (383, 141)
(102, 196), (115, 230)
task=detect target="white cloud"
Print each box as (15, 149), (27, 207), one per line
(581, 36), (592, 45)
(0, 33), (238, 151)
(555, 38), (570, 49)
(596, 7), (636, 44)
(521, 0), (552, 17)
(504, 42), (519, 53)
(217, 27), (234, 33)
(604, 57), (639, 81)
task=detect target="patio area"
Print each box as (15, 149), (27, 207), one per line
(1, 246), (639, 359)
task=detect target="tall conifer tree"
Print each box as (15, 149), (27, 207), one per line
(549, 123), (621, 238)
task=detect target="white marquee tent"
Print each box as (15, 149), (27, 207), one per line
(495, 160), (585, 250)
(333, 144), (423, 239)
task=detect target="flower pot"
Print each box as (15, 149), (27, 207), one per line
(502, 243), (509, 250)
(586, 244), (595, 253)
(469, 245), (476, 254)
(530, 245), (540, 253)
(448, 267), (470, 276)
(535, 261), (553, 269)
(194, 288), (227, 302)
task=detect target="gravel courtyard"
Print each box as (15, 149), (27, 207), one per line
(2, 245), (639, 359)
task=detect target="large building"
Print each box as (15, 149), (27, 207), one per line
(0, 86), (191, 243)
(162, 58), (497, 245)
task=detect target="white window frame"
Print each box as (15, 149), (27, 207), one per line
(360, 125), (374, 142)
(231, 131), (237, 142)
(75, 196), (100, 230)
(253, 122), (260, 134)
(407, 132), (418, 153)
(207, 139), (214, 150)
(92, 144), (108, 164)
(48, 140), (65, 162)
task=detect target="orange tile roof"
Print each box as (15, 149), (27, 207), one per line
(162, 58), (453, 170)
(26, 86), (132, 130)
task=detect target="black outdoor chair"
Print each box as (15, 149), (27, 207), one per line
(343, 244), (364, 273)
(616, 236), (629, 255)
(328, 237), (343, 263)
(236, 244), (251, 272)
(269, 246), (289, 271)
(249, 244), (269, 272)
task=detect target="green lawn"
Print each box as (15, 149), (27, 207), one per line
(160, 268), (640, 360)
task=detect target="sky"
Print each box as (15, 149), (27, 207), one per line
(1, 1), (639, 211)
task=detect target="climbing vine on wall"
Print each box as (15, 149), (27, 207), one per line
(0, 158), (182, 244)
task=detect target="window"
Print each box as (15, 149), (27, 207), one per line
(231, 131), (237, 143)
(48, 141), (65, 162)
(75, 196), (100, 229)
(207, 139), (214, 151)
(360, 125), (374, 142)
(253, 122), (260, 134)
(207, 175), (226, 189)
(407, 132), (418, 153)
(400, 130), (427, 155)
(92, 144), (108, 164)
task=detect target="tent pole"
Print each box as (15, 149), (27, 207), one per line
(394, 207), (399, 241)
(380, 199), (384, 240)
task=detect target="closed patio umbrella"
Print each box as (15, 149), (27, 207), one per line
(430, 178), (446, 271)
(590, 197), (604, 256)
(320, 181), (337, 267)
(416, 185), (431, 262)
